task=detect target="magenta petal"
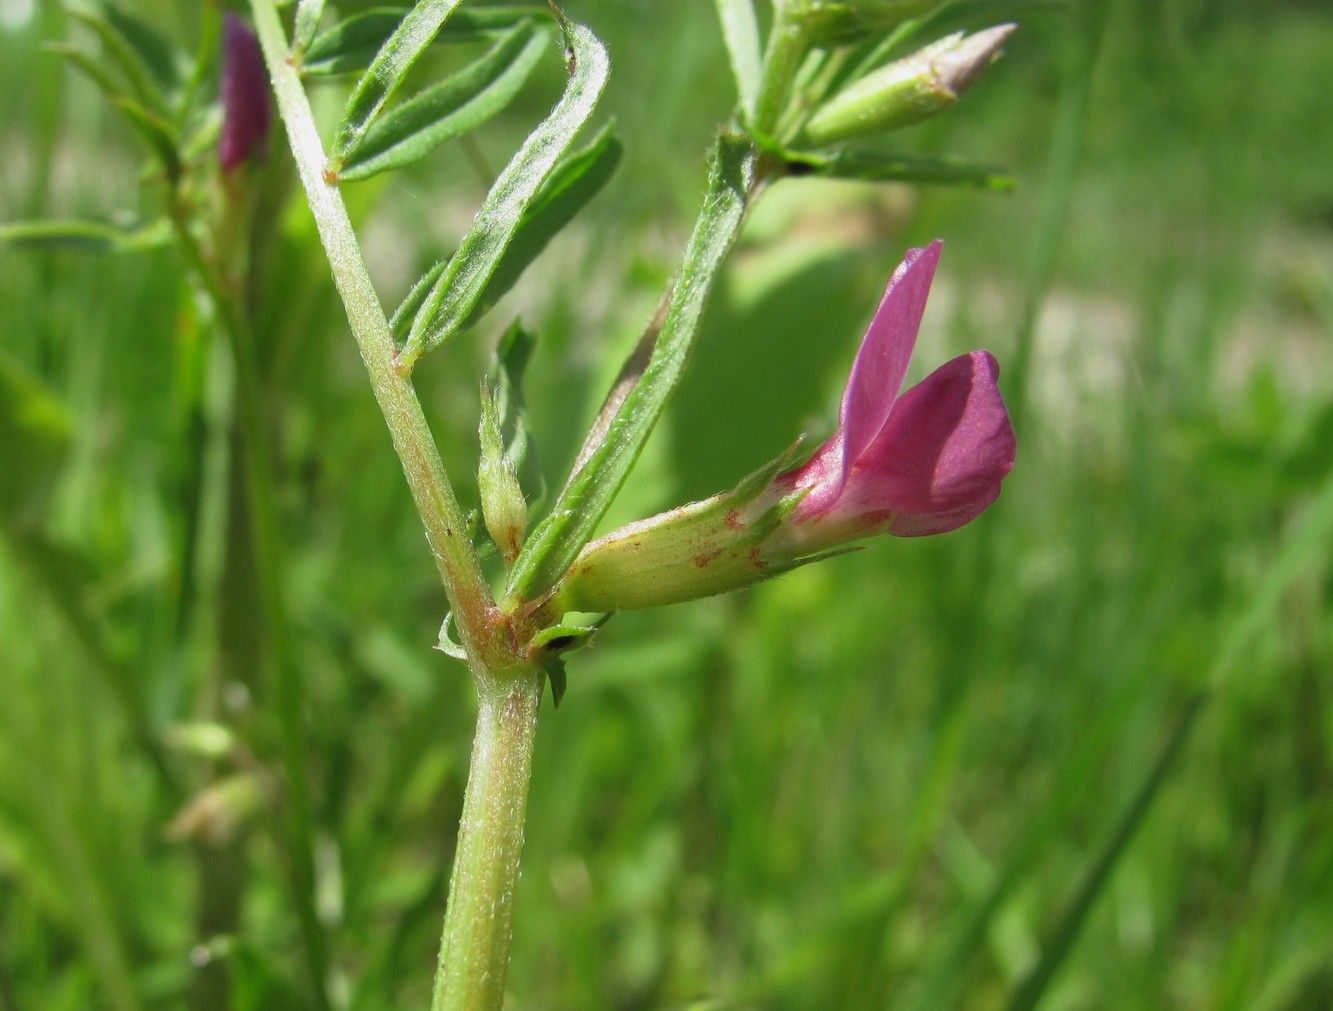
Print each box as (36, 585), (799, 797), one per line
(847, 350), (1015, 536)
(783, 429), (845, 518)
(838, 240), (943, 487)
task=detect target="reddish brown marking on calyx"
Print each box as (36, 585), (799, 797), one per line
(748, 547), (767, 569)
(725, 509), (743, 528)
(693, 548), (723, 568)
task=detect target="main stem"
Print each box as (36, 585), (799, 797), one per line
(248, 3), (541, 1004)
(248, 0), (496, 654)
(433, 671), (544, 1010)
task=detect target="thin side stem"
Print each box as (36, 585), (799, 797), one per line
(432, 671), (545, 1011)
(168, 200), (331, 1010)
(753, 7), (808, 137)
(247, 0), (498, 657)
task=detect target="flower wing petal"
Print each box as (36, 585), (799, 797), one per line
(849, 350), (1015, 536)
(838, 239), (943, 485)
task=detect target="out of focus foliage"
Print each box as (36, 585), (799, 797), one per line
(0, 1), (1330, 1008)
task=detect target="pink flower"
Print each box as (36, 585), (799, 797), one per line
(554, 240), (1014, 613)
(219, 14), (270, 172)
(773, 239), (1014, 550)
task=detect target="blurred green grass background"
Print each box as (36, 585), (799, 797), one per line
(2, 0), (1332, 1008)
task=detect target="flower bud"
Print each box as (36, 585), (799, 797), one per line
(478, 385), (528, 566)
(787, 0), (941, 47)
(219, 13), (271, 172)
(802, 24), (1015, 145)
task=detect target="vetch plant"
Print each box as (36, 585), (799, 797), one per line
(6, 0), (1023, 1005)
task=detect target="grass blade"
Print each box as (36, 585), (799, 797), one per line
(1004, 694), (1205, 1011)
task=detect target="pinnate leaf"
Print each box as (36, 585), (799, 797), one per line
(786, 148), (1014, 189)
(100, 2), (182, 96)
(489, 322), (543, 503)
(335, 19), (547, 182)
(293, 0), (327, 57)
(713, 0), (762, 118)
(0, 218), (172, 253)
(333, 0), (465, 163)
(112, 97), (183, 182)
(397, 12), (610, 369)
(302, 5), (545, 75)
(67, 4), (172, 115)
(389, 260), (449, 342)
(389, 125), (619, 339)
(463, 121), (622, 326)
(505, 133), (758, 602)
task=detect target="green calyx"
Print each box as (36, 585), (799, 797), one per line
(551, 442), (811, 613)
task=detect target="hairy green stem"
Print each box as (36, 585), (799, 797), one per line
(248, 1), (540, 1001)
(248, 0), (497, 655)
(432, 670), (544, 1010)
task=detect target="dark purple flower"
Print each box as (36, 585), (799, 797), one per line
(219, 13), (270, 172)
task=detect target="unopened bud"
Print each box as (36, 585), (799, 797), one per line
(219, 13), (271, 172)
(802, 24), (1015, 145)
(788, 0), (941, 46)
(478, 385), (527, 566)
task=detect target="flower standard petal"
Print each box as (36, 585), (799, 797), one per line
(839, 239), (943, 485)
(847, 350), (1015, 535)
